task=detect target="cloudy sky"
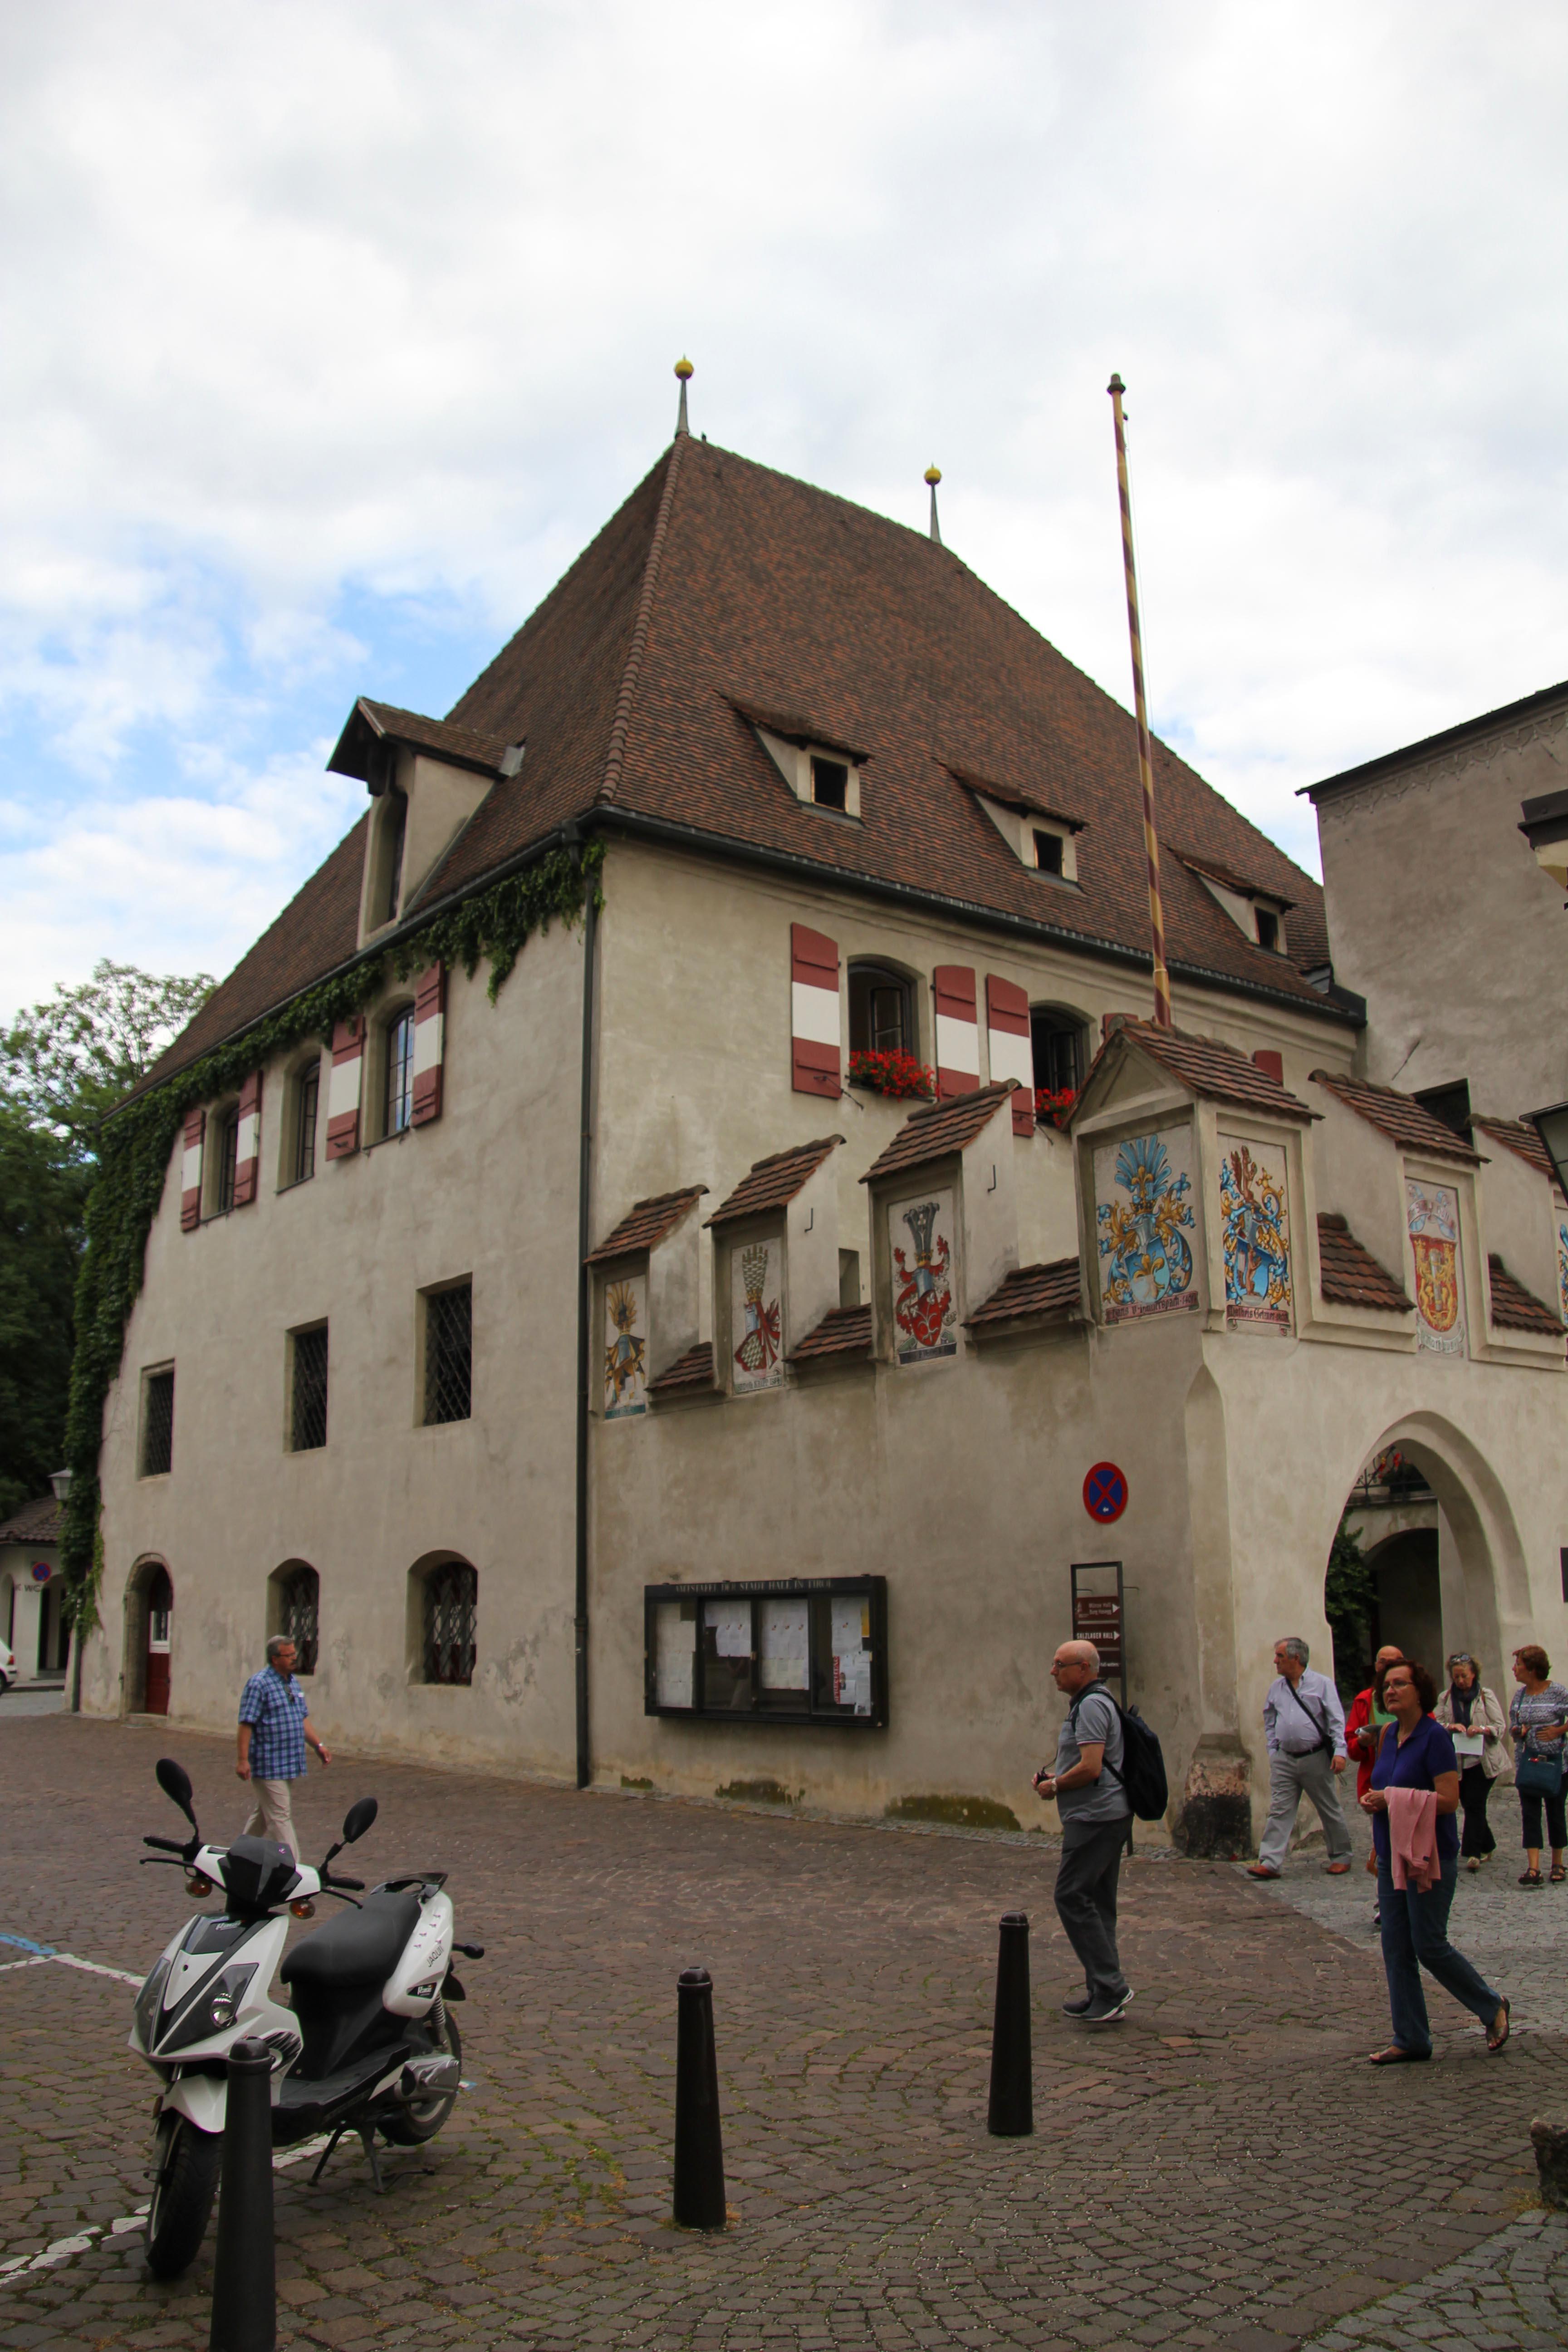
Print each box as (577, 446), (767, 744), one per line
(3, 0), (1564, 1019)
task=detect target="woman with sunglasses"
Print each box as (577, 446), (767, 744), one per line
(1436, 1653), (1506, 1871)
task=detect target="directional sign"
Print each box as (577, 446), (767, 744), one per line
(1083, 1461), (1128, 1524)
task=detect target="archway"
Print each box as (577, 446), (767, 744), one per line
(123, 1556), (173, 1716)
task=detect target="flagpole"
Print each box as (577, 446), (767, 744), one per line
(1107, 373), (1173, 1029)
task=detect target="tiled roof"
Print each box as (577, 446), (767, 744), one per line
(1082, 1020), (1314, 1122)
(1310, 1071), (1482, 1164)
(728, 697), (872, 765)
(0, 1493), (63, 1545)
(859, 1081), (1016, 1186)
(965, 1257), (1084, 1330)
(1473, 1117), (1556, 1183)
(787, 1303), (873, 1362)
(1487, 1256), (1563, 1337)
(139, 433), (1342, 1095)
(1177, 850), (1295, 910)
(585, 1186), (708, 1264)
(1316, 1214), (1413, 1312)
(946, 768), (1087, 831)
(648, 1342), (717, 1396)
(328, 699), (521, 781)
(706, 1137), (843, 1227)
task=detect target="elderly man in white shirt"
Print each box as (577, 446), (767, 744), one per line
(1248, 1635), (1354, 1878)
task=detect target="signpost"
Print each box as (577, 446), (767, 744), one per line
(1071, 1559), (1129, 1849)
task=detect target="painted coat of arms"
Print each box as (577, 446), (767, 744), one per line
(889, 1190), (957, 1363)
(1406, 1181), (1465, 1357)
(603, 1276), (648, 1417)
(1220, 1140), (1292, 1333)
(1095, 1130), (1197, 1323)
(731, 1240), (784, 1394)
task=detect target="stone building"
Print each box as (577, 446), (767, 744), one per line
(77, 418), (1568, 1848)
(1, 1490), (69, 1686)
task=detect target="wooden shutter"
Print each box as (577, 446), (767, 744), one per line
(411, 964), (446, 1126)
(790, 923), (841, 1098)
(179, 1109), (205, 1231)
(1251, 1049), (1284, 1086)
(232, 1071), (263, 1205)
(932, 965), (979, 1098)
(985, 976), (1035, 1135)
(325, 1016), (365, 1159)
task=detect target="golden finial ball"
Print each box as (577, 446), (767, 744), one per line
(924, 465), (941, 485)
(675, 357), (694, 380)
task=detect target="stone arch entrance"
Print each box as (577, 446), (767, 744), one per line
(123, 1556), (173, 1716)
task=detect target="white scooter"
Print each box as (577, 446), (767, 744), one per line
(131, 1757), (482, 2279)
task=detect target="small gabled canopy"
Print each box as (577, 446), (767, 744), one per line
(1487, 1256), (1564, 1338)
(706, 1136), (843, 1227)
(328, 697), (524, 789)
(1310, 1071), (1481, 1165)
(585, 1185), (709, 1265)
(1073, 1019), (1315, 1127)
(1472, 1116), (1555, 1183)
(1316, 1214), (1412, 1312)
(964, 1257), (1084, 1333)
(859, 1080), (1018, 1185)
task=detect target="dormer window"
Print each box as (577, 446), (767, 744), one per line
(1033, 828), (1064, 876)
(958, 774), (1083, 881)
(1255, 907), (1279, 952)
(745, 712), (865, 820)
(811, 755), (849, 811)
(1180, 854), (1292, 956)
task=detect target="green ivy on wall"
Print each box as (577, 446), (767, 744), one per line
(60, 838), (604, 1637)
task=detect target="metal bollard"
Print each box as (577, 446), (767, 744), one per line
(209, 2038), (276, 2352)
(672, 1966), (726, 2229)
(987, 1911), (1033, 2137)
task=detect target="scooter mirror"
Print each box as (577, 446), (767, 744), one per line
(155, 1757), (196, 1825)
(341, 1796), (378, 1845)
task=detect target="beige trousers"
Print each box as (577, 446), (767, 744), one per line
(244, 1777), (299, 1859)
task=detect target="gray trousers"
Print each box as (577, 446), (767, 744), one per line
(1053, 1816), (1131, 2000)
(1258, 1749), (1352, 1870)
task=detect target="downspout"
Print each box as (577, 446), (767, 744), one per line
(570, 828), (599, 1790)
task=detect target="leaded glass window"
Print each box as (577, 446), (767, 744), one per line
(290, 1326), (328, 1451)
(424, 1284), (472, 1424)
(142, 1370), (175, 1477)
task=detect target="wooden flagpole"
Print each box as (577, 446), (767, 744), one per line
(1107, 373), (1173, 1029)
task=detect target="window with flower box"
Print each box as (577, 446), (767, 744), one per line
(645, 1576), (887, 1727)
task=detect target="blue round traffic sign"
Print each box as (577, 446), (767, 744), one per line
(1083, 1462), (1128, 1524)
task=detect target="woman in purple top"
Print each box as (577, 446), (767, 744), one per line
(1360, 1660), (1510, 2065)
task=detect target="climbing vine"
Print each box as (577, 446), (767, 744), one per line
(59, 840), (604, 1632)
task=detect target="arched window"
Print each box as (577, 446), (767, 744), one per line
(274, 1562), (320, 1675)
(383, 1007), (416, 1137)
(422, 1560), (477, 1686)
(1030, 1005), (1087, 1098)
(848, 962), (914, 1056)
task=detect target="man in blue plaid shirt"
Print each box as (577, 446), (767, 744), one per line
(236, 1633), (331, 1858)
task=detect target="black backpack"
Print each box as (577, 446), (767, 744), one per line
(1072, 1685), (1169, 1822)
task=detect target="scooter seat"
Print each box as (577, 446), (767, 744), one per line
(282, 1890), (421, 1990)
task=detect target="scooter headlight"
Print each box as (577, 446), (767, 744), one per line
(159, 1963), (258, 2053)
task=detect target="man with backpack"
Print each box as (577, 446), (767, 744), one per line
(1247, 1635), (1353, 1879)
(1034, 1640), (1135, 2024)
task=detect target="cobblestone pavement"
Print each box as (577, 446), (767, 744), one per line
(1303, 2212), (1568, 2349)
(1, 1715), (1563, 2352)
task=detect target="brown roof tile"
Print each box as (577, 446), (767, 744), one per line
(1487, 1255), (1563, 1337)
(1473, 1117), (1556, 1182)
(728, 697), (872, 765)
(859, 1082), (1016, 1186)
(1083, 1020), (1315, 1122)
(647, 1341), (717, 1396)
(1178, 850), (1295, 911)
(706, 1137), (843, 1227)
(1311, 1071), (1482, 1164)
(786, 1303), (873, 1362)
(1316, 1213), (1413, 1312)
(585, 1186), (708, 1264)
(0, 1493), (63, 1545)
(946, 767), (1088, 831)
(142, 436), (1344, 1096)
(328, 698), (521, 781)
(965, 1257), (1084, 1329)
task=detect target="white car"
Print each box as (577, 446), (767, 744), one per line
(0, 1638), (15, 1693)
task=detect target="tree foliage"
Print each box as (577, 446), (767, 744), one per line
(1, 960), (215, 1152)
(1325, 1512), (1379, 1699)
(0, 1102), (91, 1520)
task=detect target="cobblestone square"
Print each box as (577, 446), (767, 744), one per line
(1, 1715), (1563, 2351)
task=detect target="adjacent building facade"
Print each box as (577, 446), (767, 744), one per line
(78, 425), (1568, 1848)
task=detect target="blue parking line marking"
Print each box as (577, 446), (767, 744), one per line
(0, 1933), (55, 1955)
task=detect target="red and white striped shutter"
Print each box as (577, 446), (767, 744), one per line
(231, 1071), (263, 1205)
(325, 1016), (365, 1159)
(411, 964), (446, 1127)
(790, 923), (841, 1098)
(179, 1109), (205, 1231)
(932, 965), (979, 1098)
(985, 976), (1035, 1135)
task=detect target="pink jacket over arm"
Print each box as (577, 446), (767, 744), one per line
(1385, 1787), (1440, 1893)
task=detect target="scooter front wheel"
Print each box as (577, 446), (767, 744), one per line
(381, 2004), (461, 2145)
(145, 2113), (221, 2278)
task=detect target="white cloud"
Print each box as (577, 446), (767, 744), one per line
(2, 0), (1565, 1014)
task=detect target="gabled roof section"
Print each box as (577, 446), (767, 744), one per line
(945, 766), (1088, 832)
(1078, 1020), (1314, 1123)
(860, 1081), (1016, 1186)
(787, 1303), (873, 1363)
(1473, 1117), (1556, 1183)
(585, 1185), (708, 1265)
(1177, 850), (1295, 911)
(1487, 1256), (1563, 1337)
(706, 1137), (843, 1227)
(1316, 1214), (1412, 1313)
(328, 698), (523, 784)
(1311, 1071), (1482, 1165)
(728, 697), (872, 765)
(648, 1341), (717, 1396)
(965, 1257), (1084, 1331)
(0, 1493), (63, 1545)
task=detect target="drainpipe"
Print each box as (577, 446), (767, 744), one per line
(569, 829), (598, 1790)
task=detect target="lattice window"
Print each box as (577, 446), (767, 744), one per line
(294, 1064), (319, 1184)
(424, 1284), (472, 1425)
(142, 1370), (175, 1477)
(423, 1560), (477, 1686)
(384, 1009), (415, 1137)
(290, 1326), (328, 1452)
(280, 1565), (320, 1675)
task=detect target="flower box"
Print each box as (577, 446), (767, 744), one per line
(1035, 1086), (1077, 1129)
(848, 1048), (937, 1102)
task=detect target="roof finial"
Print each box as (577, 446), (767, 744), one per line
(924, 464), (942, 545)
(674, 356), (693, 438)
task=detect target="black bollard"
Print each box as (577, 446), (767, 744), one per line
(987, 1911), (1033, 2137)
(209, 2038), (275, 2352)
(672, 1966), (726, 2229)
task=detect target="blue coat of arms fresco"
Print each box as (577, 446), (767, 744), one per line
(1220, 1141), (1292, 1333)
(1095, 1131), (1197, 1323)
